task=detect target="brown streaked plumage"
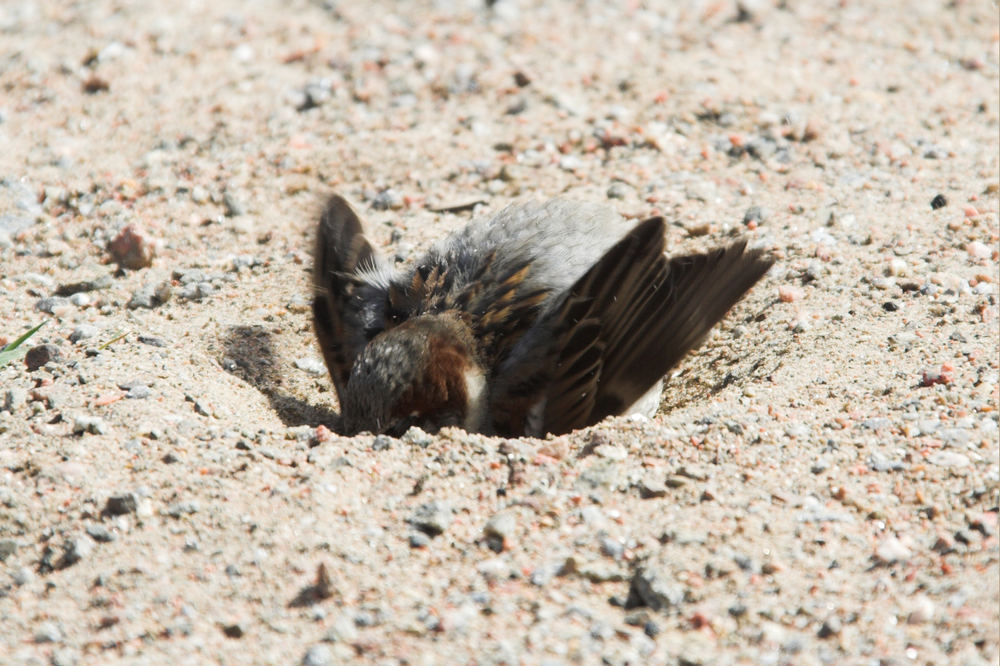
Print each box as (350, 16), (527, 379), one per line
(312, 195), (773, 437)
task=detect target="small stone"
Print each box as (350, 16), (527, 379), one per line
(69, 293), (91, 307)
(627, 563), (685, 611)
(927, 450), (970, 468)
(128, 281), (172, 309)
(223, 191), (245, 217)
(69, 324), (99, 343)
(12, 566), (34, 586)
(35, 296), (72, 314)
(401, 426), (433, 447)
(3, 388), (27, 412)
(874, 536), (911, 563)
(59, 535), (96, 568)
(920, 365), (954, 387)
(108, 224), (157, 269)
(85, 524), (116, 543)
(966, 241), (991, 260)
(221, 623), (245, 639)
(483, 510), (517, 551)
(0, 538), (17, 561)
(778, 285), (804, 302)
(887, 258), (908, 277)
(817, 616), (841, 638)
(24, 344), (61, 371)
(930, 194), (947, 209)
(302, 645), (334, 666)
(371, 188), (403, 211)
(408, 532), (431, 548)
(406, 500), (454, 537)
(295, 357), (326, 375)
(34, 621), (63, 643)
(743, 205), (769, 225)
(166, 501), (200, 518)
(73, 414), (109, 435)
(104, 493), (138, 516)
(125, 384), (151, 399)
(907, 595), (935, 624)
(638, 476), (668, 499)
(606, 181), (631, 199)
(190, 186), (209, 204)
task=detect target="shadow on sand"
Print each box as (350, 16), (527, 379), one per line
(221, 325), (341, 431)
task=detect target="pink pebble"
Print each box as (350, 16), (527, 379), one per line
(966, 241), (990, 260)
(778, 285), (804, 302)
(108, 224), (157, 270)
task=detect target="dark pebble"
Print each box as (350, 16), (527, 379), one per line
(138, 335), (167, 347)
(221, 623), (245, 639)
(882, 301), (899, 312)
(25, 344), (61, 371)
(818, 617), (842, 638)
(103, 493), (138, 516)
(930, 194), (947, 209)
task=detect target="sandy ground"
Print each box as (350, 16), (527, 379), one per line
(1, 1), (998, 664)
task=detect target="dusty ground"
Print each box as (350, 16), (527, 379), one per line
(1, 1), (998, 664)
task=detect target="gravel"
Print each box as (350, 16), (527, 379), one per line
(0, 1), (996, 665)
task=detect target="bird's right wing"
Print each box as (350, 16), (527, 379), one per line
(312, 195), (389, 401)
(491, 217), (773, 436)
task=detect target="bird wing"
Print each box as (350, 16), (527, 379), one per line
(491, 217), (774, 436)
(312, 195), (391, 401)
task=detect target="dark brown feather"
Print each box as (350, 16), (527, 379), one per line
(312, 195), (379, 399)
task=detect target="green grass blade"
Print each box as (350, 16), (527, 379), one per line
(0, 320), (48, 367)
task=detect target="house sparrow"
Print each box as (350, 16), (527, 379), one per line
(313, 195), (772, 437)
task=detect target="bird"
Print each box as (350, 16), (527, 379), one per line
(312, 195), (773, 437)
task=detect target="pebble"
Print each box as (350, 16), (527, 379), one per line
(817, 616), (842, 638)
(85, 524), (116, 543)
(73, 414), (109, 435)
(408, 532), (431, 548)
(3, 388), (27, 412)
(966, 241), (990, 260)
(69, 324), (99, 343)
(60, 535), (96, 568)
(12, 566), (34, 586)
(927, 450), (970, 468)
(301, 645), (334, 666)
(907, 595), (935, 624)
(190, 186), (209, 204)
(406, 501), (454, 537)
(295, 357), (326, 375)
(402, 426), (433, 447)
(69, 292), (91, 307)
(638, 476), (668, 499)
(108, 224), (158, 269)
(483, 509), (517, 550)
(104, 492), (138, 516)
(628, 564), (685, 611)
(35, 296), (72, 314)
(166, 501), (200, 518)
(128, 281), (172, 309)
(371, 188), (403, 211)
(223, 191), (246, 217)
(778, 285), (804, 302)
(119, 380), (151, 399)
(606, 181), (631, 199)
(34, 621), (63, 643)
(0, 538), (17, 560)
(743, 205), (769, 225)
(874, 536), (911, 563)
(25, 344), (61, 371)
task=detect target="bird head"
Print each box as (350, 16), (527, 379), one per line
(341, 314), (487, 436)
